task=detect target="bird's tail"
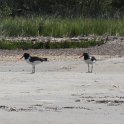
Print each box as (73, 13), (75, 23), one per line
(42, 58), (48, 61)
(92, 56), (97, 61)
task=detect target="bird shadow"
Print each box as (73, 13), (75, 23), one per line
(86, 71), (93, 73)
(20, 72), (35, 75)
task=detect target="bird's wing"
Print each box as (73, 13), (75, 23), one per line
(30, 57), (47, 62)
(91, 56), (96, 61)
(30, 57), (43, 62)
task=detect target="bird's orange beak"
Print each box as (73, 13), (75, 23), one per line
(20, 55), (24, 59)
(79, 54), (84, 58)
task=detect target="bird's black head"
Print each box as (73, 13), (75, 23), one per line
(79, 52), (89, 57)
(83, 53), (89, 56)
(79, 53), (90, 60)
(20, 53), (30, 60)
(83, 53), (90, 60)
(23, 53), (30, 59)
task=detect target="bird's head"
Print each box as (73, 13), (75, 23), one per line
(20, 53), (30, 59)
(79, 53), (89, 58)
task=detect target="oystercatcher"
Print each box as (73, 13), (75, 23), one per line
(20, 53), (48, 73)
(79, 53), (96, 73)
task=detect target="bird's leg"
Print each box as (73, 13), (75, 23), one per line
(88, 64), (90, 73)
(91, 64), (93, 73)
(32, 64), (35, 73)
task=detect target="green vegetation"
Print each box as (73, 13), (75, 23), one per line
(1, 17), (124, 37)
(0, 1), (123, 49)
(0, 40), (104, 50)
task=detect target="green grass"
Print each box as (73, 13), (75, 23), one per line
(0, 40), (104, 50)
(1, 17), (124, 37)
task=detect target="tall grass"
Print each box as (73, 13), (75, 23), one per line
(0, 17), (124, 37)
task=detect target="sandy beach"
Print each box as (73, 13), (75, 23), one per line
(0, 50), (124, 124)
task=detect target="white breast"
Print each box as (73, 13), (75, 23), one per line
(84, 59), (95, 64)
(25, 58), (31, 64)
(25, 59), (41, 65)
(32, 60), (41, 65)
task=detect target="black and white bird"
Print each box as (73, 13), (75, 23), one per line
(79, 53), (96, 73)
(20, 53), (48, 73)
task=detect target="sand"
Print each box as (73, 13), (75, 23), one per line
(0, 54), (124, 124)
